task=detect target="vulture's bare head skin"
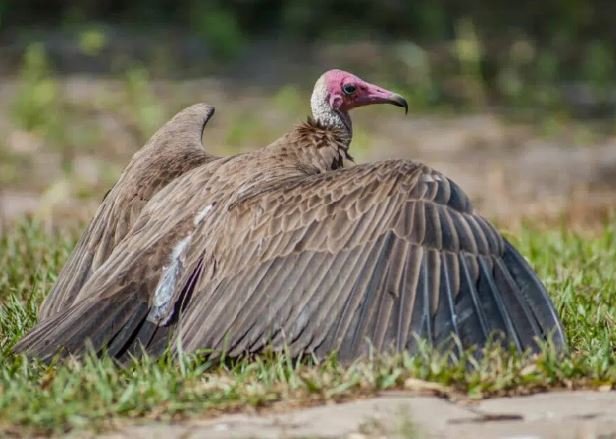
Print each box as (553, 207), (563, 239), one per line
(319, 69), (408, 114)
(310, 69), (407, 134)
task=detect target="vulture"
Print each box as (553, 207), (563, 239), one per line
(38, 104), (218, 319)
(16, 69), (566, 363)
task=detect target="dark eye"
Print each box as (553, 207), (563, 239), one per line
(342, 83), (356, 95)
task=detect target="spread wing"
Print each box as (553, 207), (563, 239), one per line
(177, 160), (566, 361)
(37, 104), (218, 319)
(17, 160), (566, 362)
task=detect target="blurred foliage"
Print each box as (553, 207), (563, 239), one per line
(11, 43), (61, 133)
(3, 1), (616, 200)
(123, 65), (165, 141)
(77, 27), (107, 56)
(5, 43), (171, 196)
(188, 1), (244, 59)
(392, 42), (438, 110)
(583, 40), (615, 90)
(453, 18), (485, 107)
(2, 1), (616, 117)
(3, 0), (616, 44)
(271, 85), (305, 114)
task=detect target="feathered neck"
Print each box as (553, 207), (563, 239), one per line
(310, 78), (352, 147)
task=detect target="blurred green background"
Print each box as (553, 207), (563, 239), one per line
(4, 0), (616, 111)
(1, 0), (615, 226)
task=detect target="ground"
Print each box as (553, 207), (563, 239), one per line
(98, 391), (616, 439)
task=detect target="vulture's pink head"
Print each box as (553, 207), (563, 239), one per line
(311, 69), (408, 118)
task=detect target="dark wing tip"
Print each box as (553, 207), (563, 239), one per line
(501, 239), (567, 351)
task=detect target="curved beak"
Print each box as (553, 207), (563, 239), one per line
(350, 82), (408, 115)
(388, 93), (409, 114)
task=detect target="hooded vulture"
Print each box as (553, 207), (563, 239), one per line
(17, 69), (566, 363)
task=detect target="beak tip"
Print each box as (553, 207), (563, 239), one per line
(390, 94), (409, 115)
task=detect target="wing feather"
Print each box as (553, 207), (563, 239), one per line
(478, 256), (522, 350)
(371, 238), (408, 352)
(171, 162), (564, 360)
(313, 239), (388, 357)
(493, 258), (542, 348)
(19, 159), (566, 362)
(394, 245), (424, 350)
(344, 233), (396, 358)
(38, 104), (217, 319)
(432, 252), (459, 346)
(401, 249), (430, 352)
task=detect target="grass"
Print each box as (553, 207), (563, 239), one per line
(0, 219), (615, 435)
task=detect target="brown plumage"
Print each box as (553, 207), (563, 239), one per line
(17, 70), (566, 362)
(38, 104), (218, 319)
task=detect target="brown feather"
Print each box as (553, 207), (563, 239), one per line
(38, 104), (218, 319)
(19, 99), (566, 363)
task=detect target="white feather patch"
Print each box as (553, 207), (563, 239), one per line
(194, 203), (214, 225)
(147, 234), (192, 323)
